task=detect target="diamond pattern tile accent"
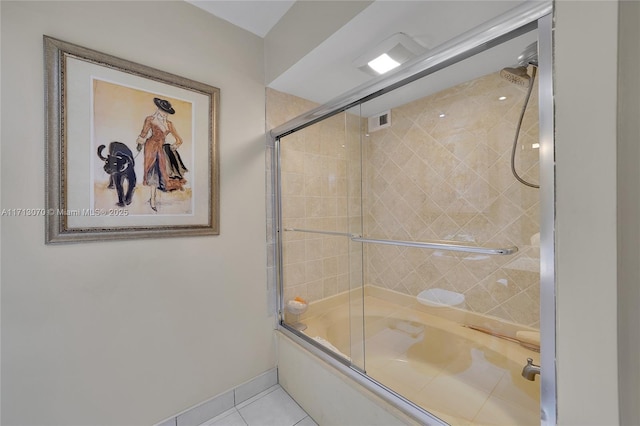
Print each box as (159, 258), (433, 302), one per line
(362, 70), (540, 327)
(270, 68), (541, 328)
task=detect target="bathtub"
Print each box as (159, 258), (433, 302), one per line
(291, 286), (541, 425)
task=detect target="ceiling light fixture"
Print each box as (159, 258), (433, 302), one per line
(353, 33), (427, 77)
(368, 54), (401, 74)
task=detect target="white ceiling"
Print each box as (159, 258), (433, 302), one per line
(188, 1), (535, 114)
(186, 0), (294, 37)
(268, 1), (528, 106)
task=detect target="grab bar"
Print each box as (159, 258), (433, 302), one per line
(283, 228), (361, 238)
(284, 228), (517, 255)
(350, 237), (518, 255)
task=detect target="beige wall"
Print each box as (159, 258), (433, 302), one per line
(555, 1), (620, 424)
(264, 1), (373, 84)
(1, 2), (274, 425)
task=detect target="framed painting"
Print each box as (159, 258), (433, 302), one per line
(44, 36), (219, 243)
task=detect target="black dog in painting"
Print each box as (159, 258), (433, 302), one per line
(97, 142), (136, 207)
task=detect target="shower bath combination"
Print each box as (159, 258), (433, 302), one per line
(276, 44), (545, 422)
(272, 5), (553, 421)
(500, 42), (540, 189)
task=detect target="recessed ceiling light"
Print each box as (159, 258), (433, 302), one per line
(498, 96), (507, 101)
(439, 113), (446, 118)
(353, 33), (427, 77)
(532, 143), (540, 149)
(368, 54), (401, 75)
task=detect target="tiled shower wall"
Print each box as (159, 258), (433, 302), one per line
(265, 89), (315, 310)
(362, 70), (540, 327)
(268, 66), (541, 328)
(266, 89), (362, 305)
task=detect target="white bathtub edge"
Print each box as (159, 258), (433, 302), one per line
(276, 329), (445, 426)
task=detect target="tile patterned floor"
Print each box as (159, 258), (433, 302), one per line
(201, 385), (317, 426)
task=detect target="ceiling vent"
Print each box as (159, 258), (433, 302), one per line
(368, 110), (391, 133)
(353, 33), (427, 77)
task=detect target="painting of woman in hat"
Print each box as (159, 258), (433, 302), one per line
(136, 97), (188, 211)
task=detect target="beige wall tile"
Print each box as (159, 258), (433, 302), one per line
(269, 65), (540, 327)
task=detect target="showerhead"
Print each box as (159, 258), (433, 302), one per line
(517, 42), (539, 67)
(502, 42), (540, 189)
(500, 42), (539, 86)
(500, 66), (531, 87)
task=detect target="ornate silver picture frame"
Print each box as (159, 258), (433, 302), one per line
(44, 36), (220, 243)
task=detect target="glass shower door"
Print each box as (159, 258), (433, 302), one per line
(355, 30), (542, 425)
(278, 107), (366, 372)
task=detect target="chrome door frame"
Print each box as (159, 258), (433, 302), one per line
(537, 11), (556, 426)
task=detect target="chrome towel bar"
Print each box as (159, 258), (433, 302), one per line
(284, 228), (518, 255)
(283, 228), (360, 238)
(351, 237), (518, 255)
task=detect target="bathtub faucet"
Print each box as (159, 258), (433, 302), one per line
(521, 358), (540, 381)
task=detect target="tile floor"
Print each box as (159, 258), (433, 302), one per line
(200, 385), (317, 426)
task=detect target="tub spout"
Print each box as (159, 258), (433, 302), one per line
(522, 358), (540, 381)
